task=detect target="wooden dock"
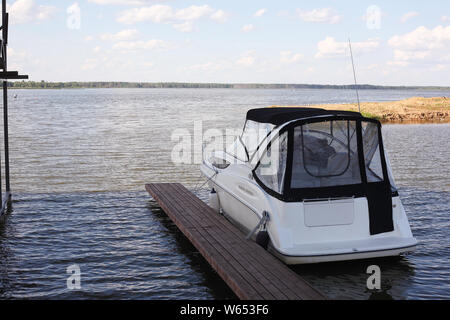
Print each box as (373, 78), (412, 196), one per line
(145, 183), (326, 300)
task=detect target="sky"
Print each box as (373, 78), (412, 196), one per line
(5, 0), (450, 85)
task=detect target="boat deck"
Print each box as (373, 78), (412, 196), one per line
(145, 183), (326, 300)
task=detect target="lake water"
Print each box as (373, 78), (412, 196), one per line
(0, 88), (449, 299)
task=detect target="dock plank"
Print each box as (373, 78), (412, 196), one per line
(145, 183), (326, 300)
(173, 183), (324, 300)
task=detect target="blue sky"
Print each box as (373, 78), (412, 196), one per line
(6, 0), (450, 85)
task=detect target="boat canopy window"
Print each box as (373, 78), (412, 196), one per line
(254, 132), (288, 194)
(241, 120), (275, 157)
(362, 122), (384, 182)
(291, 120), (361, 189)
(225, 137), (248, 162)
(362, 121), (398, 192)
(384, 151), (398, 192)
(225, 120), (274, 162)
(251, 113), (398, 201)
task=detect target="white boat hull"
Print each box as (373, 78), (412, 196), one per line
(201, 161), (417, 265)
(268, 237), (417, 265)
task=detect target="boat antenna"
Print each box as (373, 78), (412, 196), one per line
(348, 38), (361, 113)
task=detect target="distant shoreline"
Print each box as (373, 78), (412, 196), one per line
(274, 97), (450, 123)
(8, 81), (450, 91)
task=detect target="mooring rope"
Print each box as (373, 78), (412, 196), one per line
(192, 169), (218, 194)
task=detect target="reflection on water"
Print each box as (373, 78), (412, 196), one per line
(0, 192), (235, 299)
(0, 89), (449, 299)
(292, 256), (415, 300)
(295, 186), (450, 300)
(148, 201), (236, 300)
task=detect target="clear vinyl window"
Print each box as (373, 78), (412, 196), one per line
(291, 120), (361, 188)
(241, 120), (275, 159)
(384, 150), (398, 192)
(226, 120), (275, 162)
(362, 122), (384, 183)
(254, 132), (288, 194)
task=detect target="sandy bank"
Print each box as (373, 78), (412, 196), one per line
(273, 97), (450, 123)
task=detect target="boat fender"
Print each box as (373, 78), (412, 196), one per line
(256, 231), (270, 250)
(209, 189), (220, 213)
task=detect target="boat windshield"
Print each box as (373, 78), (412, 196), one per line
(226, 120), (275, 162)
(241, 120), (275, 158)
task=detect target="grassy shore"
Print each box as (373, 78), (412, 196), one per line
(273, 97), (450, 123)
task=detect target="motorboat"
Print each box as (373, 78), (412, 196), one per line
(201, 107), (417, 264)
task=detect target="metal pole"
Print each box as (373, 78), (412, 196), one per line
(3, 80), (9, 192)
(0, 111), (2, 205)
(1, 0), (4, 206)
(2, 0), (9, 205)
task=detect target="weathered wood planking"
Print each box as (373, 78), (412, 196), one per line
(145, 183), (326, 300)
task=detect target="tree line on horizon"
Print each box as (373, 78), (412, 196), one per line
(7, 81), (450, 90)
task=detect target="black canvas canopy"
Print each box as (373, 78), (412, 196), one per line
(249, 114), (395, 235)
(246, 108), (362, 126)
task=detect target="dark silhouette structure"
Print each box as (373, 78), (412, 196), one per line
(0, 0), (28, 217)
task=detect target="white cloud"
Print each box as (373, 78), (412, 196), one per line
(88, 0), (151, 5)
(388, 26), (450, 68)
(442, 16), (450, 22)
(117, 5), (226, 28)
(101, 29), (139, 41)
(394, 50), (430, 61)
(85, 35), (94, 41)
(174, 5), (213, 21)
(81, 58), (98, 71)
(297, 8), (341, 24)
(93, 46), (102, 53)
(211, 10), (228, 23)
(8, 0), (56, 24)
(315, 37), (380, 59)
(387, 60), (409, 67)
(242, 24), (254, 33)
(237, 51), (257, 67)
(9, 47), (30, 62)
(401, 12), (419, 23)
(186, 61), (229, 72)
(118, 5), (173, 24)
(388, 26), (450, 51)
(113, 39), (168, 51)
(8, 47), (42, 72)
(430, 64), (446, 71)
(173, 21), (194, 32)
(254, 8), (267, 17)
(365, 64), (380, 71)
(280, 51), (303, 63)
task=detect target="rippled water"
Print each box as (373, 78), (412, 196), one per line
(0, 88), (449, 299)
